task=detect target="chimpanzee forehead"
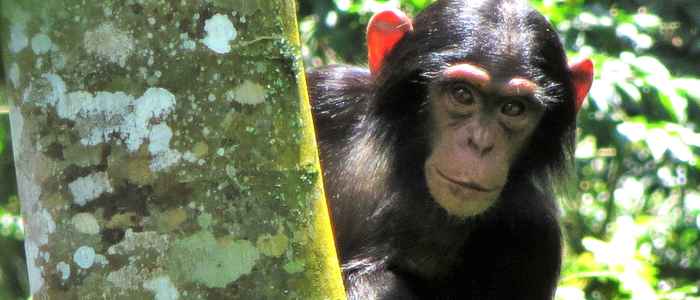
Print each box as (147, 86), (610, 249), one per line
(442, 63), (538, 97)
(413, 0), (545, 81)
(442, 64), (491, 88)
(378, 0), (567, 106)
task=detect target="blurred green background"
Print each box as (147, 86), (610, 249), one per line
(2, 0), (700, 299)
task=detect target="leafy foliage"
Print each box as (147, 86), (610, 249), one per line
(299, 0), (700, 298)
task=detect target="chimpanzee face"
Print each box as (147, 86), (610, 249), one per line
(363, 3), (593, 219)
(424, 63), (545, 218)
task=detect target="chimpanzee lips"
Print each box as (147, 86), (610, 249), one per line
(434, 167), (498, 193)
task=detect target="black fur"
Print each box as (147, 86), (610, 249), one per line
(308, 0), (576, 299)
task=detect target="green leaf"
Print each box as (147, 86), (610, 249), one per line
(575, 135), (597, 159)
(409, 0), (431, 10)
(655, 84), (687, 123)
(589, 80), (615, 112)
(674, 78), (700, 103)
(645, 128), (671, 161)
(617, 121), (646, 142)
(555, 286), (586, 300)
(667, 135), (694, 163)
(630, 55), (687, 122)
(633, 56), (670, 79)
(616, 81), (641, 103)
(664, 123), (700, 147)
(633, 13), (661, 29)
(601, 59), (633, 82)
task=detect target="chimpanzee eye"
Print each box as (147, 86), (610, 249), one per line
(449, 84), (475, 106)
(501, 101), (526, 117)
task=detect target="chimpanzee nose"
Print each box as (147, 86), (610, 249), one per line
(467, 136), (494, 157)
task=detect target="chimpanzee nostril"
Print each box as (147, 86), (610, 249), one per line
(467, 136), (495, 157)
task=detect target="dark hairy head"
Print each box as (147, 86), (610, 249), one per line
(372, 0), (576, 181)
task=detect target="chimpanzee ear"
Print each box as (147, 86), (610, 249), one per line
(367, 9), (414, 75)
(569, 58), (594, 113)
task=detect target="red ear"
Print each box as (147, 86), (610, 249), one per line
(367, 9), (413, 75)
(569, 58), (594, 113)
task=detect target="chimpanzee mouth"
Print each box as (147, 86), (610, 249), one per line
(433, 167), (498, 193)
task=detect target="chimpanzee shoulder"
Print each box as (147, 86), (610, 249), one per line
(307, 65), (372, 141)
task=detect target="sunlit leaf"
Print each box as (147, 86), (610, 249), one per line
(601, 59), (633, 82)
(634, 13), (662, 29)
(684, 193), (700, 215)
(646, 128), (672, 161)
(555, 286), (586, 300)
(674, 78), (700, 103)
(409, 0), (431, 10)
(616, 22), (654, 49)
(575, 135), (597, 159)
(614, 177), (646, 211)
(617, 121), (646, 142)
(589, 80), (616, 112)
(633, 56), (671, 80)
(659, 124), (699, 163)
(680, 229), (699, 246)
(358, 0), (401, 13)
(668, 142), (695, 163)
(657, 167), (677, 187)
(577, 12), (600, 27)
(334, 0), (352, 11)
(663, 122), (700, 146)
(656, 85), (688, 123)
(582, 237), (609, 259)
(617, 81), (641, 102)
(616, 22), (639, 39)
(634, 33), (654, 50)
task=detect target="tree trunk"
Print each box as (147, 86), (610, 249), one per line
(0, 0), (345, 299)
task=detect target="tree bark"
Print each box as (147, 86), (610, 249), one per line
(1, 0), (345, 299)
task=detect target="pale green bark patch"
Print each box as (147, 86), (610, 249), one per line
(73, 246), (96, 269)
(56, 262), (71, 281)
(71, 213), (100, 235)
(283, 260), (306, 274)
(31, 33), (52, 55)
(227, 80), (267, 105)
(202, 14), (237, 54)
(8, 62), (20, 88)
(256, 232), (289, 257)
(9, 24), (28, 53)
(107, 264), (145, 290)
(168, 231), (260, 288)
(83, 23), (134, 67)
(143, 276), (180, 300)
(25, 241), (43, 294)
(68, 172), (113, 207)
(107, 229), (170, 255)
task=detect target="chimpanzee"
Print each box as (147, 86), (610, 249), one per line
(307, 0), (594, 299)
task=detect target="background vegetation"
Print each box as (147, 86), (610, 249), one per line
(2, 0), (700, 298)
